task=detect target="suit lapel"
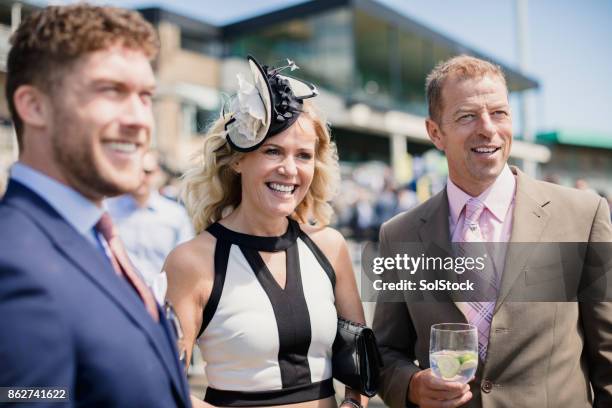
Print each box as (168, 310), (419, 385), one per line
(4, 181), (187, 407)
(418, 189), (452, 257)
(57, 233), (186, 401)
(417, 190), (467, 312)
(416, 171), (552, 317)
(494, 168), (551, 313)
(158, 306), (191, 399)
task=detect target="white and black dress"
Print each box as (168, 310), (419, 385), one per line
(197, 218), (337, 406)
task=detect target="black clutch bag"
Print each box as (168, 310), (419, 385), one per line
(332, 317), (383, 397)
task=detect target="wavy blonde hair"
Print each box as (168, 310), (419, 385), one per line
(182, 101), (340, 234)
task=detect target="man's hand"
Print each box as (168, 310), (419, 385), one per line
(407, 369), (473, 408)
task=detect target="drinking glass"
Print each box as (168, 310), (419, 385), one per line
(429, 323), (478, 383)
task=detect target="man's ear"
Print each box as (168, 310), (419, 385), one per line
(13, 85), (51, 129)
(425, 118), (445, 151)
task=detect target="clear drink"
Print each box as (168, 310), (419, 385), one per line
(429, 323), (478, 384)
(430, 350), (477, 383)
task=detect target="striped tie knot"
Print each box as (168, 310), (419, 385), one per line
(95, 212), (117, 241)
(464, 198), (485, 227)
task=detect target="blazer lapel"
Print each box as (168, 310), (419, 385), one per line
(4, 181), (187, 406)
(418, 189), (452, 257)
(57, 233), (186, 404)
(158, 306), (191, 400)
(417, 190), (466, 312)
(494, 168), (551, 313)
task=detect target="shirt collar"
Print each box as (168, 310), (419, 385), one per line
(10, 162), (104, 236)
(447, 164), (516, 224)
(146, 191), (165, 212)
(107, 191), (162, 213)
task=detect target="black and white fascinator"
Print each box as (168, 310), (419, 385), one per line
(224, 55), (318, 152)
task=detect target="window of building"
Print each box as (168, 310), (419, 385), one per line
(182, 103), (218, 137)
(332, 127), (391, 164)
(228, 7), (354, 95)
(354, 11), (393, 108)
(181, 31), (223, 57)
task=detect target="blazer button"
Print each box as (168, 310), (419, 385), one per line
(481, 379), (493, 393)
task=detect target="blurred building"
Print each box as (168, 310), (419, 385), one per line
(537, 130), (612, 193)
(5, 0), (600, 192)
(140, 0), (551, 180)
(0, 2), (32, 191)
(138, 7), (224, 173)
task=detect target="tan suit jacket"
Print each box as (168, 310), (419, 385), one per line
(372, 167), (612, 407)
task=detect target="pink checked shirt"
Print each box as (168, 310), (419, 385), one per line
(447, 165), (517, 243)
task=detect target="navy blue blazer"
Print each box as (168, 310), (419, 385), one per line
(0, 180), (191, 408)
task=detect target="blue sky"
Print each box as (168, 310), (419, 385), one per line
(46, 0), (612, 135)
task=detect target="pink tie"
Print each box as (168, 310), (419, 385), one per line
(459, 198), (496, 360)
(462, 198), (485, 241)
(96, 213), (160, 322)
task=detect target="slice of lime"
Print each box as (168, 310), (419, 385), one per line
(459, 352), (477, 364)
(459, 359), (477, 371)
(436, 355), (461, 379)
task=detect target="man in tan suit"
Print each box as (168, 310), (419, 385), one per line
(372, 55), (612, 408)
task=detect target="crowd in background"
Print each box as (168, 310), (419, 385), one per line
(3, 154), (610, 239)
(127, 151), (612, 246)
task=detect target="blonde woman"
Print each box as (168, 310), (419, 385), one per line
(164, 57), (367, 408)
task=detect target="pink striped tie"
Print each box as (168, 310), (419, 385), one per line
(96, 213), (159, 322)
(459, 198), (496, 360)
